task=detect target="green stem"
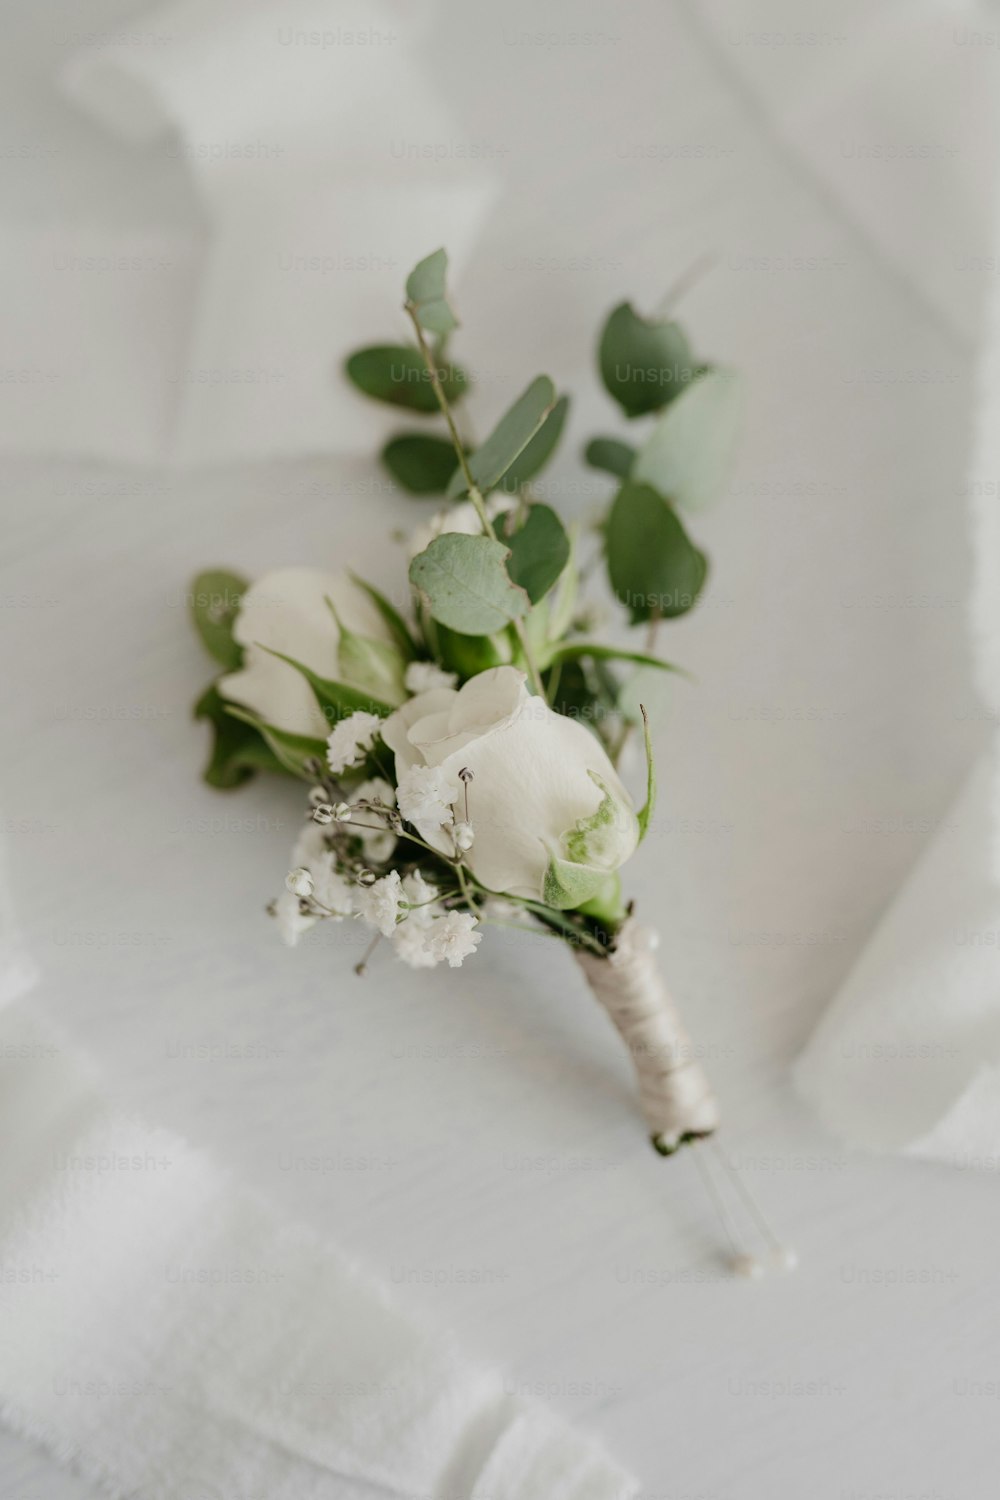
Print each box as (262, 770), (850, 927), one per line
(403, 302), (546, 699)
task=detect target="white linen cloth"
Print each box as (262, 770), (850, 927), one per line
(794, 153), (1000, 1165)
(0, 986), (635, 1500)
(0, 0), (494, 463)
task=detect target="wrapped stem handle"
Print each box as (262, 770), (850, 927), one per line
(574, 918), (720, 1152)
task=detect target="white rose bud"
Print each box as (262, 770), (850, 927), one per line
(217, 568), (406, 738)
(381, 666), (639, 907)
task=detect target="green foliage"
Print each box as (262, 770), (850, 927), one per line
(584, 436), (635, 479)
(194, 684), (289, 789)
(633, 367), (743, 512)
(260, 648), (394, 728)
(405, 247), (458, 335)
(432, 622), (509, 677)
(495, 394), (569, 493)
(637, 705), (656, 842)
(345, 345), (468, 413)
(347, 573), (418, 658)
(446, 376), (557, 499)
(409, 534), (530, 636)
(546, 641), (682, 674)
(501, 503), (570, 605)
(598, 303), (696, 418)
(223, 703), (328, 779)
(189, 570), (248, 672)
(542, 850), (611, 911)
(381, 434), (457, 495)
(605, 481), (708, 624)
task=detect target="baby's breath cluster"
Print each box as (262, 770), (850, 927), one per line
(271, 709), (482, 971)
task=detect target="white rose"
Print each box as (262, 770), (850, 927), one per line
(407, 496), (515, 559)
(381, 666), (639, 904)
(218, 568), (403, 739)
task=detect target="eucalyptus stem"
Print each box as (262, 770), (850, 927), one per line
(403, 303), (494, 538)
(403, 301), (547, 699)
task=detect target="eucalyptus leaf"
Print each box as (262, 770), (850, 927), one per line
(345, 345), (468, 413)
(446, 376), (557, 499)
(189, 569), (248, 671)
(223, 703), (327, 779)
(606, 481), (708, 624)
(495, 394), (569, 493)
(409, 533), (530, 636)
(598, 302), (696, 418)
(584, 437), (635, 480)
(260, 648), (393, 728)
(502, 503), (570, 604)
(405, 247), (458, 336)
(381, 434), (458, 495)
(194, 683), (288, 788)
(632, 367), (744, 512)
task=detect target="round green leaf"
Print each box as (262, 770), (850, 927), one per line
(381, 434), (458, 495)
(598, 303), (697, 418)
(632, 367), (744, 512)
(502, 503), (570, 604)
(405, 247), (458, 336)
(606, 481), (708, 623)
(409, 534), (530, 636)
(345, 345), (468, 413)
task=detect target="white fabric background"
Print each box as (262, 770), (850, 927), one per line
(3, 0), (1000, 1496)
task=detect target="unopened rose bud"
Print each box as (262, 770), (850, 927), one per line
(285, 867), (314, 898)
(453, 821), (475, 851)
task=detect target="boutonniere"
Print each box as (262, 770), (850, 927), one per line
(188, 249), (793, 1276)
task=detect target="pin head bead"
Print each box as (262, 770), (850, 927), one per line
(457, 766), (474, 783)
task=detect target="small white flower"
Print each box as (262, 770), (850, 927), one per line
(355, 869), (403, 937)
(326, 711), (382, 775)
(293, 821), (328, 868)
(274, 890), (316, 947)
(424, 911), (482, 968)
(397, 764), (458, 836)
(354, 777), (396, 814)
(333, 802), (353, 822)
(352, 778), (397, 863)
(391, 918), (441, 969)
(310, 853), (355, 917)
(452, 821), (475, 852)
(401, 869), (439, 919)
(405, 661), (458, 694)
(285, 867), (314, 898)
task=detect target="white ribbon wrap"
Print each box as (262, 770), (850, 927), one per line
(574, 920), (720, 1152)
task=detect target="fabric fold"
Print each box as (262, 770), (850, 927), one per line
(0, 1001), (635, 1500)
